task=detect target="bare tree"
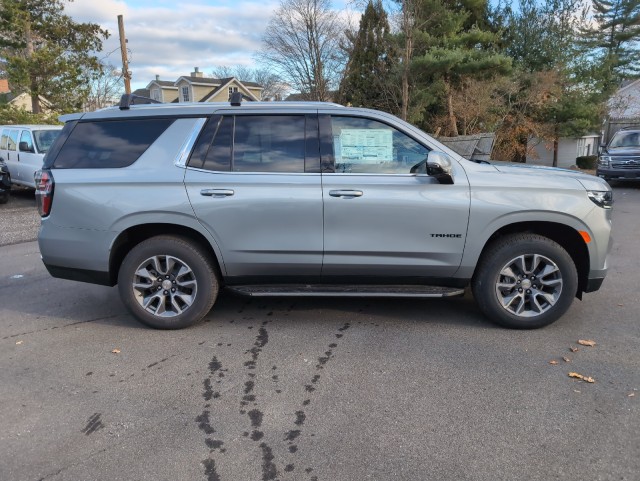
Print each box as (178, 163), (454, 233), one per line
(85, 63), (124, 111)
(258, 0), (346, 101)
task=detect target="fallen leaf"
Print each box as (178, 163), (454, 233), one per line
(574, 389), (581, 393)
(549, 360), (559, 365)
(578, 339), (596, 347)
(570, 347), (579, 352)
(111, 349), (121, 354)
(15, 340), (23, 345)
(563, 357), (571, 363)
(629, 393), (636, 398)
(569, 372), (595, 383)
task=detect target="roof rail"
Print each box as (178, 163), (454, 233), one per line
(119, 93), (162, 110)
(229, 91), (255, 107)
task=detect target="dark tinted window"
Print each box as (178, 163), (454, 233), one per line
(202, 116), (232, 171)
(52, 119), (174, 168)
(188, 116), (220, 169)
(233, 116), (305, 173)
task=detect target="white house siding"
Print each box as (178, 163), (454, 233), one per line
(527, 136), (599, 168)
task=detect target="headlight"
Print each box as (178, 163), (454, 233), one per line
(587, 190), (613, 209)
(597, 155), (611, 167)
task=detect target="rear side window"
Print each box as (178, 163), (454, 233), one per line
(52, 119), (174, 168)
(0, 129), (8, 150)
(7, 130), (18, 151)
(233, 115), (305, 173)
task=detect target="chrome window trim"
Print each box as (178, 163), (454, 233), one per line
(174, 118), (207, 168)
(185, 166), (320, 176)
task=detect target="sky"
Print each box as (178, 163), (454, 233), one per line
(65, 0), (283, 90)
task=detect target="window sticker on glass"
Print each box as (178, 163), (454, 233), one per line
(336, 129), (393, 164)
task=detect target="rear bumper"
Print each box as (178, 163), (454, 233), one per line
(43, 263), (113, 286)
(38, 221), (115, 283)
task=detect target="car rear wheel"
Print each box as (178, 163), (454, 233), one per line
(118, 235), (218, 329)
(471, 234), (578, 329)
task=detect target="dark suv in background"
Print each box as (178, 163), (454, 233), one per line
(597, 127), (640, 181)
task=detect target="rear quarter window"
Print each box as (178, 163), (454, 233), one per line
(52, 118), (174, 168)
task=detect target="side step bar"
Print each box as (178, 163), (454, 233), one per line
(226, 285), (466, 298)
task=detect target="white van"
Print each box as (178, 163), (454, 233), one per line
(0, 125), (62, 188)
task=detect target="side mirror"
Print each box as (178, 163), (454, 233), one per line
(19, 141), (34, 153)
(411, 151), (454, 184)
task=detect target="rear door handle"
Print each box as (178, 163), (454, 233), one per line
(329, 190), (363, 198)
(200, 189), (234, 197)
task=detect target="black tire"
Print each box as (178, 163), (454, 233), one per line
(0, 192), (8, 204)
(471, 233), (578, 329)
(118, 235), (219, 329)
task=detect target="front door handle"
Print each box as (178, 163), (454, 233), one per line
(200, 189), (234, 197)
(329, 189), (363, 198)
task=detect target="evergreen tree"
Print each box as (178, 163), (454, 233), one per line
(493, 0), (604, 164)
(581, 0), (640, 91)
(339, 0), (398, 113)
(410, 0), (511, 136)
(0, 0), (108, 113)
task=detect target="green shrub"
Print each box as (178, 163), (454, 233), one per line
(0, 104), (61, 125)
(576, 155), (597, 170)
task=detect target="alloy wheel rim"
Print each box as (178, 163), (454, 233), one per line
(494, 254), (563, 318)
(132, 255), (197, 317)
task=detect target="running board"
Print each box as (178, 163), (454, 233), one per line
(226, 285), (465, 298)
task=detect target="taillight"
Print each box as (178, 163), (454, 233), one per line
(35, 169), (54, 217)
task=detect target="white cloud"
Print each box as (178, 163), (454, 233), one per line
(65, 0), (279, 89)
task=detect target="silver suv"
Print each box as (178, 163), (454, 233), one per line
(36, 94), (613, 329)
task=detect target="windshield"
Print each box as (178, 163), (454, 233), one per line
(33, 129), (61, 153)
(609, 131), (640, 149)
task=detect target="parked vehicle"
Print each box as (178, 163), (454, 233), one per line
(0, 125), (62, 188)
(36, 94), (613, 330)
(597, 127), (640, 181)
(0, 159), (10, 204)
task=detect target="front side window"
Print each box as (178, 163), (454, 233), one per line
(329, 116), (429, 174)
(33, 130), (59, 153)
(52, 119), (174, 168)
(181, 86), (190, 102)
(19, 130), (34, 151)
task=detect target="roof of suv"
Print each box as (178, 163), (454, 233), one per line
(60, 100), (346, 122)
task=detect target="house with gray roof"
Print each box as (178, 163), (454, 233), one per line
(143, 68), (263, 103)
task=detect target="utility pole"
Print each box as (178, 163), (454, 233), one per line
(118, 15), (131, 94)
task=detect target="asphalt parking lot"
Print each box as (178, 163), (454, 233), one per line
(1, 183), (638, 481)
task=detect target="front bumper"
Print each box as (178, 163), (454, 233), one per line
(597, 165), (640, 180)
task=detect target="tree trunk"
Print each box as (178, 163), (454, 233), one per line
(552, 126), (559, 168)
(446, 81), (458, 137)
(24, 19), (41, 114)
(400, 1), (412, 121)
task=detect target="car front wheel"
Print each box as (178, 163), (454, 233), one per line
(118, 235), (219, 329)
(472, 234), (578, 329)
